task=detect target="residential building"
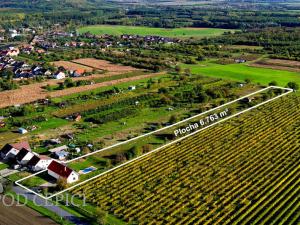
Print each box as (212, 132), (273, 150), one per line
(47, 161), (79, 184)
(0, 141), (31, 160)
(53, 71), (66, 80)
(15, 148), (35, 165)
(27, 155), (53, 172)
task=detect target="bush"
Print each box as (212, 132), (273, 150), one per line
(287, 81), (299, 90)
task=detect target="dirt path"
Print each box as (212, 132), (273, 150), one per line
(0, 72), (164, 108)
(250, 63), (300, 72)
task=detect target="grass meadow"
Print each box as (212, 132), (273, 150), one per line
(182, 62), (300, 86)
(78, 25), (234, 38)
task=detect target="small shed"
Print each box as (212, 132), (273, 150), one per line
(55, 150), (69, 160)
(18, 128), (28, 134)
(49, 145), (68, 153)
(128, 85), (136, 91)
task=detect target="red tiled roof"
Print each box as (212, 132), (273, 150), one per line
(75, 69), (85, 74)
(11, 141), (31, 151)
(48, 161), (73, 178)
(39, 155), (51, 160)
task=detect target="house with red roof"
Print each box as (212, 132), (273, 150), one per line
(27, 155), (53, 172)
(1, 47), (20, 57)
(0, 141), (31, 160)
(72, 68), (85, 77)
(47, 161), (79, 184)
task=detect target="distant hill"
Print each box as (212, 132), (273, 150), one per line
(0, 0), (289, 10)
(0, 0), (108, 10)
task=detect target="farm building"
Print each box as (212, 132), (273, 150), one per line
(15, 148), (35, 165)
(0, 141), (31, 160)
(47, 161), (79, 184)
(49, 145), (68, 153)
(27, 155), (53, 172)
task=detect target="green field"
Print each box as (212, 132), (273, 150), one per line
(182, 62), (300, 86)
(77, 25), (234, 38)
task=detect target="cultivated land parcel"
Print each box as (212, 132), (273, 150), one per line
(71, 93), (300, 225)
(17, 86), (293, 198)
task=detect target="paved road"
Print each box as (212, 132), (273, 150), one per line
(13, 186), (91, 225)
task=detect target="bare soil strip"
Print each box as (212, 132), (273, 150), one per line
(0, 197), (57, 225)
(250, 59), (300, 72)
(51, 61), (94, 72)
(72, 58), (137, 72)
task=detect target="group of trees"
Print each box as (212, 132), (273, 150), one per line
(208, 27), (300, 60)
(2, 0), (300, 32)
(0, 70), (19, 91)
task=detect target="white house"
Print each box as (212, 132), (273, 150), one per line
(15, 148), (35, 165)
(47, 161), (79, 184)
(0, 141), (31, 160)
(53, 72), (66, 80)
(27, 155), (53, 172)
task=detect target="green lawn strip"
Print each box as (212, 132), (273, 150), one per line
(7, 172), (26, 182)
(68, 156), (108, 171)
(53, 92), (139, 117)
(47, 71), (148, 91)
(76, 107), (178, 142)
(31, 118), (70, 134)
(53, 75), (174, 117)
(7, 172), (46, 186)
(182, 62), (300, 86)
(93, 70), (148, 83)
(78, 25), (234, 38)
(0, 162), (9, 170)
(59, 73), (168, 101)
(20, 175), (46, 187)
(8, 172), (48, 187)
(7, 191), (75, 225)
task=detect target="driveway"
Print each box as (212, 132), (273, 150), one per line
(0, 168), (18, 177)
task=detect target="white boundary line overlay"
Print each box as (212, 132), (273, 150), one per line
(15, 86), (293, 200)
